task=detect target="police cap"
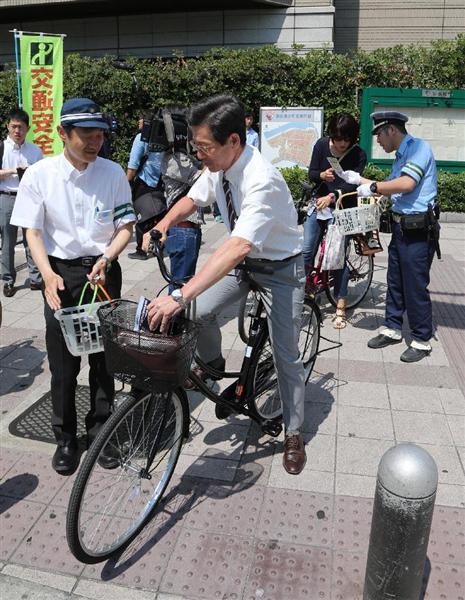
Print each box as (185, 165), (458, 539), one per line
(370, 111), (408, 135)
(60, 98), (109, 129)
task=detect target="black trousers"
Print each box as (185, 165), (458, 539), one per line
(43, 257), (122, 445)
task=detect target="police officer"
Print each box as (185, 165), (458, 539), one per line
(340, 111), (438, 363)
(11, 98), (135, 474)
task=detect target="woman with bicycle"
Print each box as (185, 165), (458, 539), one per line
(303, 113), (367, 328)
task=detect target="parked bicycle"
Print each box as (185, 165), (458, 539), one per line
(66, 230), (321, 564)
(299, 185), (378, 309)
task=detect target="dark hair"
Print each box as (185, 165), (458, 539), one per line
(8, 108), (29, 126)
(327, 113), (359, 146)
(389, 122), (408, 135)
(189, 94), (246, 146)
(244, 109), (254, 118)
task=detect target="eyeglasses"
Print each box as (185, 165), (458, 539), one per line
(190, 141), (217, 155)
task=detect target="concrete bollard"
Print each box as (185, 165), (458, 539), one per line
(363, 443), (438, 600)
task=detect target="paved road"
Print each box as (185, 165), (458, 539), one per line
(1, 217), (464, 599)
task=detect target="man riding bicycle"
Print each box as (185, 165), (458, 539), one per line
(146, 94), (307, 475)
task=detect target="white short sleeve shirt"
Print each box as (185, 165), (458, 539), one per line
(0, 136), (43, 192)
(11, 153), (135, 259)
(187, 145), (302, 261)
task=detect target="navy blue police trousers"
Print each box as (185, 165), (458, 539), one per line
(384, 221), (436, 342)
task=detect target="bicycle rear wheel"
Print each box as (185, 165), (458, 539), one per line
(66, 389), (188, 564)
(248, 299), (320, 421)
(326, 237), (374, 309)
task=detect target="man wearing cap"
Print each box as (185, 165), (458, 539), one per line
(340, 111), (438, 363)
(11, 98), (135, 474)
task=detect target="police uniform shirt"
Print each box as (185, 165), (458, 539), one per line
(0, 136), (43, 192)
(127, 133), (162, 188)
(11, 153), (135, 259)
(187, 145), (302, 261)
(388, 134), (437, 214)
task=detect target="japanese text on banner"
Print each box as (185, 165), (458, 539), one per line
(20, 35), (63, 156)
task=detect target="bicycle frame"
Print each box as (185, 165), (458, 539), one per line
(149, 230), (282, 433)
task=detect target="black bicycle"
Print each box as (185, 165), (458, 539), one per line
(66, 232), (321, 564)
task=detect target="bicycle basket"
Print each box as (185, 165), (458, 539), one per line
(54, 282), (112, 357)
(333, 201), (381, 235)
(98, 299), (199, 392)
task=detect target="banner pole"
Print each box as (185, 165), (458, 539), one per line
(12, 29), (22, 108)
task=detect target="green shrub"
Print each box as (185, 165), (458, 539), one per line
(1, 35), (463, 210)
(280, 164), (465, 213)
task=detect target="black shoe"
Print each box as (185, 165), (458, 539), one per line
(97, 445), (120, 470)
(128, 250), (148, 260)
(29, 282), (42, 291)
(400, 346), (431, 363)
(368, 333), (402, 349)
(52, 442), (79, 475)
(3, 283), (15, 298)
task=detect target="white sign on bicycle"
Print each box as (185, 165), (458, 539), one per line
(259, 107), (323, 169)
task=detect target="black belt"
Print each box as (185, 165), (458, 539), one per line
(49, 255), (100, 267)
(0, 191), (17, 196)
(246, 252), (302, 265)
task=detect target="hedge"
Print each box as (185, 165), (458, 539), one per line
(1, 35), (464, 210)
(280, 165), (465, 214)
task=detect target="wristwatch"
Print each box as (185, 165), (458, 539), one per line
(171, 288), (188, 310)
(100, 255), (112, 272)
(369, 182), (378, 194)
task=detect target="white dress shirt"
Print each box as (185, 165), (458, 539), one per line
(0, 136), (43, 192)
(11, 153), (135, 259)
(187, 145), (302, 261)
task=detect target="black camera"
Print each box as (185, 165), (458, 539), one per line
(140, 108), (190, 153)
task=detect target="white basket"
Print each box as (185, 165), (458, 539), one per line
(333, 202), (381, 235)
(55, 301), (109, 357)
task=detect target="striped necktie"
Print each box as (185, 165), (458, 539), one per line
(222, 174), (238, 230)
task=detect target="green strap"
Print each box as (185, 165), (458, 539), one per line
(78, 280), (99, 311)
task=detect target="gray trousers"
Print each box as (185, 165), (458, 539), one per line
(195, 254), (306, 432)
(0, 193), (41, 285)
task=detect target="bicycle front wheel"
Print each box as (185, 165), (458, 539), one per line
(66, 389), (188, 564)
(248, 299), (320, 421)
(326, 237), (374, 309)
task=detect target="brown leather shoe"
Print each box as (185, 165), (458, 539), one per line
(184, 358), (225, 391)
(283, 433), (306, 475)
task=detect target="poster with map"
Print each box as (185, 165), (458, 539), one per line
(259, 107), (323, 169)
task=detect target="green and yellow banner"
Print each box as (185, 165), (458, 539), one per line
(19, 34), (63, 156)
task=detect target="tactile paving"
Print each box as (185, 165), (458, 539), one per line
(0, 498), (45, 561)
(182, 480), (266, 536)
(244, 539), (332, 600)
(333, 496), (373, 553)
(421, 561), (465, 600)
(161, 528), (253, 599)
(84, 504), (184, 591)
(332, 550), (366, 600)
(11, 504), (85, 575)
(257, 487), (333, 547)
(429, 505), (465, 565)
(0, 453), (68, 504)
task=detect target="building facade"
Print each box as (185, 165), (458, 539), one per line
(0, 0), (463, 62)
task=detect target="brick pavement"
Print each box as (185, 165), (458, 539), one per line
(0, 218), (464, 599)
